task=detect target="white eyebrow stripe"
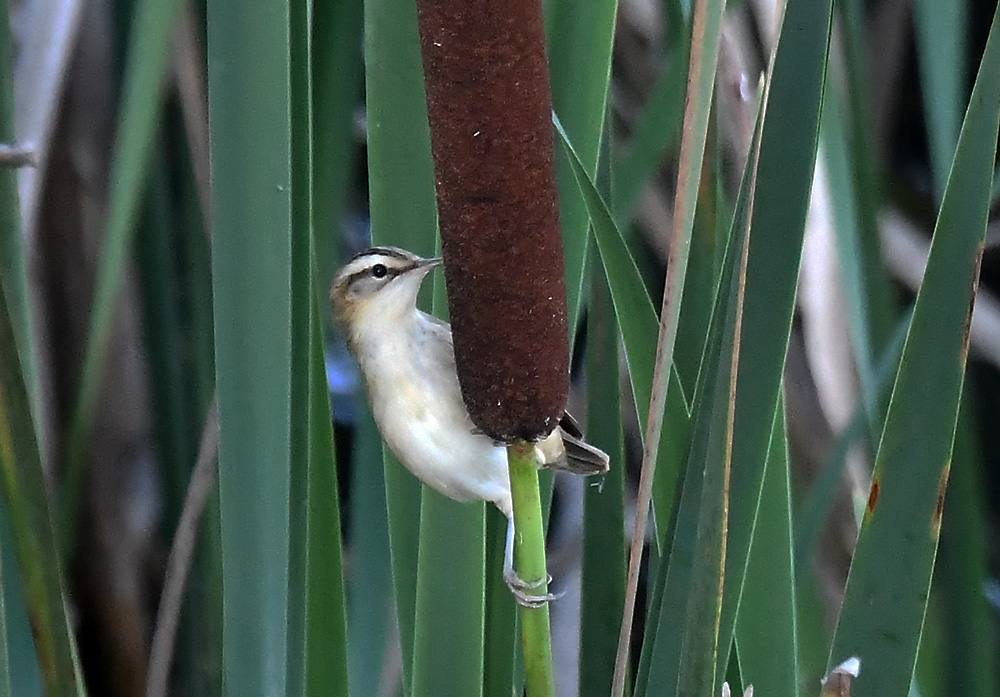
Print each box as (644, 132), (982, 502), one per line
(339, 253), (416, 287)
(349, 246), (411, 264)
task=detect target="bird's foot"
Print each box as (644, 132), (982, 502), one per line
(502, 566), (562, 608)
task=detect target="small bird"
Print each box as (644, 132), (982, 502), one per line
(331, 246), (609, 606)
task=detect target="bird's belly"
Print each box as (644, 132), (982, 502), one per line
(373, 377), (511, 514)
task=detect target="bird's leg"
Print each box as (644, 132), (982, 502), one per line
(502, 516), (560, 608)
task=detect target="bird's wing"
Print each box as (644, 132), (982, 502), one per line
(415, 310), (457, 363)
(419, 309), (452, 333)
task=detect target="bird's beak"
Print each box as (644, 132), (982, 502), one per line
(420, 257), (443, 270)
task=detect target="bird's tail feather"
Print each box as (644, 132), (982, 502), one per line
(533, 411), (610, 475)
(556, 428), (610, 475)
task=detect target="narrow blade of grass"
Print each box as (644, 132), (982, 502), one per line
(0, 503), (41, 697)
(579, 246), (627, 697)
(300, 285), (350, 695)
(836, 0), (898, 360)
(554, 117), (691, 550)
(632, 540), (667, 697)
(207, 0), (295, 691)
(937, 395), (999, 697)
(714, 0), (833, 683)
(286, 7), (355, 694)
(0, 267), (85, 697)
(346, 409), (394, 697)
(674, 114), (724, 399)
(286, 0), (315, 689)
(380, 454), (422, 696)
(913, 0), (966, 198)
(723, 643), (743, 697)
(545, 0), (617, 329)
(410, 493), (485, 697)
(483, 507), (517, 697)
(638, 71), (761, 697)
(312, 0), (364, 312)
(674, 191), (748, 697)
(735, 398), (798, 697)
(829, 7), (1000, 691)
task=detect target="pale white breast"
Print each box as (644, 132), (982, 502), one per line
(359, 312), (513, 518)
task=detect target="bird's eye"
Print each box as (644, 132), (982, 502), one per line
(371, 263), (388, 279)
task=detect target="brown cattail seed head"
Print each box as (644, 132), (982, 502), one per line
(415, 0), (569, 442)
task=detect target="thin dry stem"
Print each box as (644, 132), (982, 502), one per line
(611, 0), (722, 691)
(145, 397), (220, 697)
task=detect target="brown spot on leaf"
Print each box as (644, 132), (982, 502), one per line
(962, 242), (985, 358)
(867, 477), (880, 514)
(932, 463), (950, 539)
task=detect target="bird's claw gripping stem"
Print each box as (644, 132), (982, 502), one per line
(503, 565), (561, 608)
(504, 516), (562, 607)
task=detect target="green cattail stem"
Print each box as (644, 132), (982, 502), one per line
(507, 440), (555, 697)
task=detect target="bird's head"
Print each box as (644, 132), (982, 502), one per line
(331, 246), (442, 342)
